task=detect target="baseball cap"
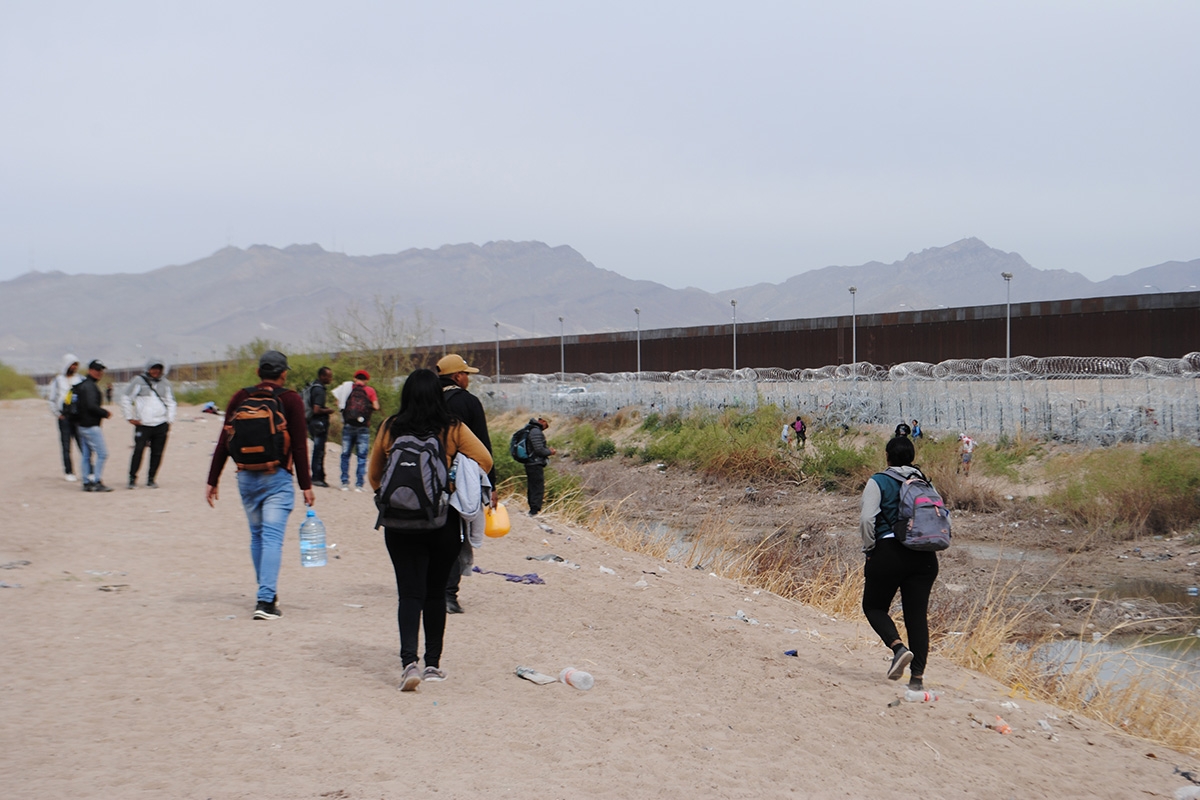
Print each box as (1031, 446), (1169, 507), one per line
(354, 370), (370, 380)
(437, 354), (479, 375)
(258, 350), (289, 376)
(88, 359), (106, 371)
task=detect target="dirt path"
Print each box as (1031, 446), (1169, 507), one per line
(1, 397), (1196, 799)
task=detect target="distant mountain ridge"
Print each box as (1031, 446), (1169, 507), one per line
(2, 238), (1195, 373)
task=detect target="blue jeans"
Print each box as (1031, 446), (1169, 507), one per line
(77, 425), (108, 484)
(341, 425), (371, 487)
(237, 469), (295, 603)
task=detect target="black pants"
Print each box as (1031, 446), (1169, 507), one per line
(525, 463), (545, 514)
(57, 416), (80, 475)
(862, 538), (939, 677)
(129, 423), (169, 482)
(384, 508), (462, 668)
(445, 536), (474, 601)
(311, 424), (328, 483)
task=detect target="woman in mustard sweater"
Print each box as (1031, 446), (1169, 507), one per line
(369, 368), (493, 691)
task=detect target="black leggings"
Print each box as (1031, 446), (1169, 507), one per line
(384, 508), (463, 668)
(862, 538), (939, 677)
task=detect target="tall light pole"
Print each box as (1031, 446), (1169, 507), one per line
(441, 328), (446, 356)
(730, 299), (738, 372)
(558, 316), (565, 380)
(1002, 272), (1013, 420)
(848, 287), (857, 367)
(634, 307), (641, 378)
(494, 321), (500, 382)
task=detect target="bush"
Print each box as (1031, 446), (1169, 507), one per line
(636, 405), (794, 483)
(568, 423), (617, 461)
(978, 434), (1044, 481)
(0, 362), (38, 400)
(1047, 442), (1200, 537)
(799, 430), (879, 492)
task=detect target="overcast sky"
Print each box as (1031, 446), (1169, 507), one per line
(2, 2), (1197, 291)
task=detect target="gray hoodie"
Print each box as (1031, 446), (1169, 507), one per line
(47, 353), (83, 417)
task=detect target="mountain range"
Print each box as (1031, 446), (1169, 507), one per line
(2, 237), (1196, 373)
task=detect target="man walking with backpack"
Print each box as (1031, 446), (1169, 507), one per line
(205, 350), (314, 621)
(437, 354), (496, 614)
(338, 370), (379, 492)
(121, 358), (177, 489)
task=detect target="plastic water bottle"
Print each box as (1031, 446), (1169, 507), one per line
(559, 667), (594, 690)
(299, 510), (327, 568)
(903, 689), (938, 702)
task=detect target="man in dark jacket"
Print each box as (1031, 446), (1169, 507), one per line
(75, 360), (113, 492)
(438, 354), (496, 614)
(308, 367), (334, 487)
(524, 417), (555, 516)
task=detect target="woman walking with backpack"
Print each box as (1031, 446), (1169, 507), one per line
(859, 435), (939, 690)
(368, 368), (492, 692)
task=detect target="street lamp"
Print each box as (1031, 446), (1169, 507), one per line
(848, 287), (857, 367)
(441, 328), (446, 356)
(634, 307), (641, 378)
(1002, 272), (1013, 407)
(558, 316), (565, 380)
(1143, 284), (1163, 293)
(494, 321), (500, 382)
(730, 299), (738, 372)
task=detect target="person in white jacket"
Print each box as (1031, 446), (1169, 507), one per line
(47, 353), (84, 481)
(120, 358), (177, 488)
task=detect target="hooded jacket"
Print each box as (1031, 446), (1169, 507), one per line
(47, 353), (83, 417)
(121, 358), (177, 427)
(525, 419), (552, 467)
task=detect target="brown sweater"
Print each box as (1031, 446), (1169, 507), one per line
(368, 417), (494, 492)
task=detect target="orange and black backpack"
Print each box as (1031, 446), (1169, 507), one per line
(225, 385), (291, 472)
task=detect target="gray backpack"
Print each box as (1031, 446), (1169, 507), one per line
(374, 431), (449, 530)
(883, 467), (952, 551)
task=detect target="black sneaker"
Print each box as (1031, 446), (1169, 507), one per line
(253, 600), (282, 620)
(312, 480), (330, 488)
(82, 482), (95, 492)
(146, 480), (159, 489)
(908, 676), (924, 691)
(92, 482), (114, 493)
(446, 598), (464, 614)
(127, 478), (136, 489)
(887, 645), (913, 681)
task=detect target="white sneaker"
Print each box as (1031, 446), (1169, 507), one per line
(340, 484), (349, 491)
(355, 487), (363, 493)
(65, 474), (77, 482)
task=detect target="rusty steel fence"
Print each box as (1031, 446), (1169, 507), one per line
(478, 353), (1200, 445)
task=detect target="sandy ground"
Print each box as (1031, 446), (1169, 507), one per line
(2, 397), (1197, 799)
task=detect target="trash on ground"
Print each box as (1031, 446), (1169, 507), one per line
(526, 554), (565, 562)
(0, 581), (21, 588)
(783, 649), (798, 657)
(633, 578), (648, 588)
(537, 523), (555, 534)
(599, 566), (616, 575)
(344, 603), (364, 608)
(473, 566), (545, 585)
(731, 610), (759, 625)
(0, 560), (31, 570)
(98, 584), (129, 592)
(515, 666), (558, 685)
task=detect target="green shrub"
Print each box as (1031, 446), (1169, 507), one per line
(1047, 442), (1200, 537)
(635, 405), (794, 483)
(568, 423), (617, 461)
(978, 434), (1044, 481)
(0, 362), (38, 400)
(593, 439), (617, 459)
(799, 429), (878, 492)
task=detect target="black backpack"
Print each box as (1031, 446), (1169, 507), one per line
(225, 385), (291, 472)
(343, 384), (373, 427)
(63, 383), (81, 419)
(374, 430), (450, 530)
(509, 424), (535, 464)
